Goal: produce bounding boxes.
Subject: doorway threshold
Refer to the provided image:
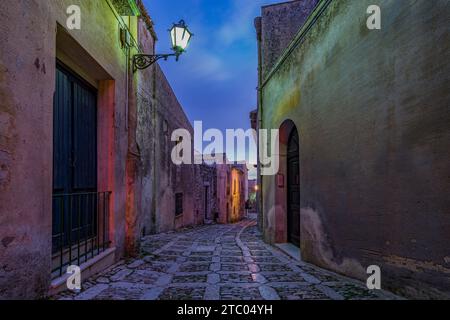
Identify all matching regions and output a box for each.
[275,243,302,261]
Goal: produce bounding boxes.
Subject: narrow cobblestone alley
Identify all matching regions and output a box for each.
[55,220,397,300]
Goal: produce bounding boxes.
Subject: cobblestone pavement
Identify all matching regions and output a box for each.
[55,219,398,300]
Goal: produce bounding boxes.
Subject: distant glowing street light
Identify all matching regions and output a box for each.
[254,185,259,191]
[133,20,193,72]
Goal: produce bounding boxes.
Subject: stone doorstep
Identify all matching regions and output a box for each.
[274,243,301,261]
[48,247,116,297]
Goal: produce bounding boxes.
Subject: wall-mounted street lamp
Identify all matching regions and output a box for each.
[133,20,193,72]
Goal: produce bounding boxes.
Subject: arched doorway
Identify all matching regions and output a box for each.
[274,119,300,251]
[287,128,300,247]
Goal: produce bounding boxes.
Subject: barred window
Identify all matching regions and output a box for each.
[175,193,183,216]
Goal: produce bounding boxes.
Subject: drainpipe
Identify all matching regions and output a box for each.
[151,36,157,234]
[254,17,264,234]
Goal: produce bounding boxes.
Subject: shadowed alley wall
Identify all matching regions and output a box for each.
[258,0,450,298]
[0,0,133,298]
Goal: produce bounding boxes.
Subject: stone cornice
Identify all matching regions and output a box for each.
[110,0,141,16]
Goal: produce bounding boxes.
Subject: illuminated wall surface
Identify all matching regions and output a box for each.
[258,0,450,298]
[230,168,244,223]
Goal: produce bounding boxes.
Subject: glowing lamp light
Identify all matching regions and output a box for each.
[254,185,259,191]
[133,20,193,72]
[170,20,193,54]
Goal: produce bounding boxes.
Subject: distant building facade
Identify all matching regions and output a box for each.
[229,164,248,223]
[255,0,450,298]
[204,154,249,224]
[194,162,218,224]
[247,179,258,213]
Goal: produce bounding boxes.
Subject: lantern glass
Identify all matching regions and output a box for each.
[170,21,192,53]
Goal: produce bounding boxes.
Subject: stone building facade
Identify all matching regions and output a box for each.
[215,156,232,225]
[0,0,200,299]
[212,154,249,224]
[247,179,258,213]
[231,164,248,222]
[194,162,218,224]
[255,0,450,298]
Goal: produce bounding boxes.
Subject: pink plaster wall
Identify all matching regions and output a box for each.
[0,0,132,298]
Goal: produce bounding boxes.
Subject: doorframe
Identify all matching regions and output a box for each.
[274,120,301,251]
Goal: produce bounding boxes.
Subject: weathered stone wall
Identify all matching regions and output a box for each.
[260,0,319,79]
[216,162,231,224]
[0,0,134,298]
[259,0,450,298]
[128,17,156,253]
[153,66,198,232]
[0,0,55,300]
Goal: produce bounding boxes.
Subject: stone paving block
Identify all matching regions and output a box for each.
[152,255,179,263]
[95,277,110,284]
[195,246,216,252]
[327,283,382,300]
[186,256,214,263]
[221,250,243,256]
[172,274,208,284]
[207,273,220,284]
[189,251,214,256]
[247,246,267,251]
[259,285,280,300]
[158,287,206,300]
[122,270,161,285]
[220,286,263,300]
[258,264,293,272]
[220,273,254,283]
[159,250,184,256]
[221,264,249,272]
[262,272,306,283]
[110,268,133,282]
[273,284,330,300]
[74,284,109,300]
[299,265,341,282]
[221,245,241,250]
[138,261,173,273]
[127,259,145,269]
[94,283,152,300]
[250,250,273,256]
[221,256,246,263]
[170,245,191,250]
[252,256,283,263]
[179,263,211,272]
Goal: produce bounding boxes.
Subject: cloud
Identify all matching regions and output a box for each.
[218,0,260,46]
[217,0,282,46]
[184,51,232,82]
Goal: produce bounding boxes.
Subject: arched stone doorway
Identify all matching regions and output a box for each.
[274,120,301,251]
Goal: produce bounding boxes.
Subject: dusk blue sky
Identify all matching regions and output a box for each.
[143,0,282,172]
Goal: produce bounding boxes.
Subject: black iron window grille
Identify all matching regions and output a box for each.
[51,191,112,279]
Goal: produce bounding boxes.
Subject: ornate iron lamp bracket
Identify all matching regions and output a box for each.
[133,53,180,72]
